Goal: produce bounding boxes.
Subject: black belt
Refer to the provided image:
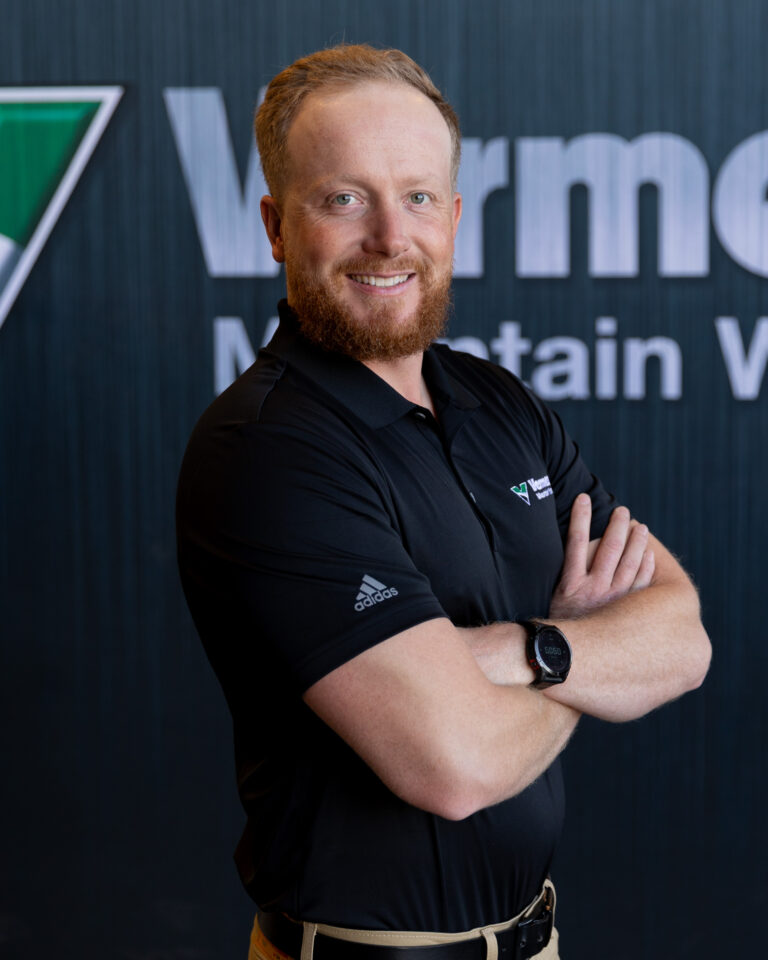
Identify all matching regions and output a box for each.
[258,888,554,960]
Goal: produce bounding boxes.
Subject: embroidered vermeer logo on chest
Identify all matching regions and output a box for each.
[511,474,553,505]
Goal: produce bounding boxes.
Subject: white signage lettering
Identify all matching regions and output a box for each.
[213,316,768,401]
[515,133,709,277]
[164,90,768,282]
[164,88,279,277]
[715,317,768,399]
[713,133,768,278]
[454,137,509,278]
[623,336,683,400]
[213,315,278,394]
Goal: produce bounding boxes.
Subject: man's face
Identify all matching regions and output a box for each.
[261,81,462,361]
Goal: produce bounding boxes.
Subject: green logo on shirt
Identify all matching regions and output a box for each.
[511,482,530,505]
[511,475,553,506]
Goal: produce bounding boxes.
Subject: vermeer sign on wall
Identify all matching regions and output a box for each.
[1,2,765,959]
[0,87,122,327]
[166,90,768,400]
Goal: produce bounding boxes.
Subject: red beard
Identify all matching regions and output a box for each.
[286,256,453,362]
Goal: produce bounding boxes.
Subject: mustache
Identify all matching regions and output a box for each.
[336,257,426,276]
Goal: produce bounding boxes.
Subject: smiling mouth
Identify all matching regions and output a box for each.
[348,273,412,288]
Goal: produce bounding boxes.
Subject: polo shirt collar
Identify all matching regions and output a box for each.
[266,300,481,430]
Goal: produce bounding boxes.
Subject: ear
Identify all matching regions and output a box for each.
[451,192,462,239]
[260,196,285,263]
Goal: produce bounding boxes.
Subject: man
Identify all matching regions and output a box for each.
[176,44,710,960]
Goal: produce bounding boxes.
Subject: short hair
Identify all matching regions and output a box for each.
[255,43,461,200]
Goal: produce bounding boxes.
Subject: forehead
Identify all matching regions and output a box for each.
[283,81,453,187]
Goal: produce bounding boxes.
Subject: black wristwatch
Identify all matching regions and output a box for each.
[520,620,572,688]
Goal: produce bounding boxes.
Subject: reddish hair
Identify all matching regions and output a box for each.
[255,43,461,200]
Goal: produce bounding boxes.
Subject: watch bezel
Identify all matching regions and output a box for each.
[521,620,572,688]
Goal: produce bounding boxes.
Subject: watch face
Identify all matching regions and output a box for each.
[537,628,571,672]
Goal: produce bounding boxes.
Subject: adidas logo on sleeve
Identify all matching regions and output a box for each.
[354,574,399,612]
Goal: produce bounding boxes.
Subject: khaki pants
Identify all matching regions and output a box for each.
[248,886,560,960]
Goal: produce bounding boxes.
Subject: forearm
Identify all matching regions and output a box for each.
[545,567,710,721]
[447,680,580,816]
[305,618,580,820]
[461,558,710,723]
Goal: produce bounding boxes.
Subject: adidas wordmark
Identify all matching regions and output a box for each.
[354,574,399,613]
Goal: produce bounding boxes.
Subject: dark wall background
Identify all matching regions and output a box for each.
[2,2,765,958]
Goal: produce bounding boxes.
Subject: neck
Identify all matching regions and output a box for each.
[363,353,435,416]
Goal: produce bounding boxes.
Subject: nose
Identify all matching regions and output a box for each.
[361,200,411,258]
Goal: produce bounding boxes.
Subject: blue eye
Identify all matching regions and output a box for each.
[332,194,355,206]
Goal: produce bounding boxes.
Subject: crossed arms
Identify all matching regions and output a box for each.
[303,493,711,821]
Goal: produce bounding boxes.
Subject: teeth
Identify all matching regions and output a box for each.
[350,274,410,287]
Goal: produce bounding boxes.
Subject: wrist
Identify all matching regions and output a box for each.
[508,622,537,686]
[519,620,572,689]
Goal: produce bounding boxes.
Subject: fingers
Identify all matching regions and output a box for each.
[611,521,649,592]
[561,493,592,579]
[552,499,655,618]
[588,505,631,585]
[632,545,656,591]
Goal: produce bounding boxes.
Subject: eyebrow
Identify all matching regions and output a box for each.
[314,171,449,193]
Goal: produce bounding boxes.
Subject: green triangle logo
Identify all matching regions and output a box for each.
[511,481,530,505]
[0,86,123,330]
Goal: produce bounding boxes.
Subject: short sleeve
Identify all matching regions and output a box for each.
[177,418,446,694]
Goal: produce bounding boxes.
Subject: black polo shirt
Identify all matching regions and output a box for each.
[176,301,615,932]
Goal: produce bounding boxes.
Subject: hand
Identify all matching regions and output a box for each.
[549,494,655,619]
